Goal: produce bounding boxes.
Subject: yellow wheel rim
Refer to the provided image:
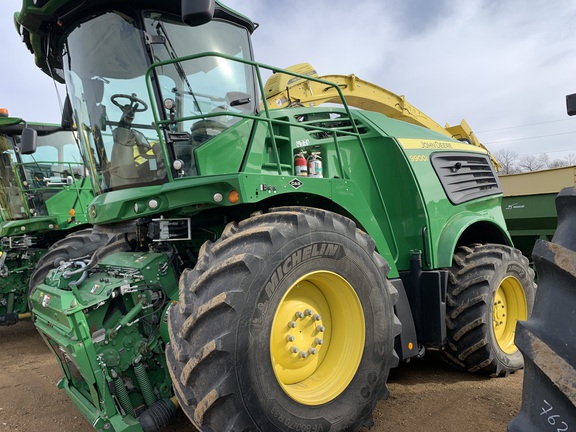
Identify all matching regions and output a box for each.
[493,276,527,354]
[270,271,365,405]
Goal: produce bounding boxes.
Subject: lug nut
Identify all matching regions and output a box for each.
[313,314,322,321]
[291,346,299,353]
[299,351,308,359]
[308,348,317,355]
[315,338,323,345]
[286,335,295,342]
[295,311,304,319]
[288,321,297,328]
[304,309,313,316]
[317,325,325,332]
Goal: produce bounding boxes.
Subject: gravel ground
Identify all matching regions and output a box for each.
[0,320,522,432]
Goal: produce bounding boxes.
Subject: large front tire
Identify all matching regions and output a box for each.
[443,243,536,376]
[167,207,400,431]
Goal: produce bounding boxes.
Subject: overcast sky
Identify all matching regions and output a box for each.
[2,0,575,159]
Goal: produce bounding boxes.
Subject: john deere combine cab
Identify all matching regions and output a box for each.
[0,109,94,325]
[16,1,535,431]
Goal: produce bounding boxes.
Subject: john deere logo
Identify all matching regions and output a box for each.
[289,178,303,189]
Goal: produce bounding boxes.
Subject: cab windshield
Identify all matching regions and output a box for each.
[0,132,27,220]
[19,130,85,218]
[0,129,82,220]
[62,10,256,193]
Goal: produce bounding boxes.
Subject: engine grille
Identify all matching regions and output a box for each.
[430,153,501,205]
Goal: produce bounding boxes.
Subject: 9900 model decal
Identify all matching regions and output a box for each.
[409,154,428,162]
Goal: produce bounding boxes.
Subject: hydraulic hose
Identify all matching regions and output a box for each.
[61,233,133,278]
[0,312,31,326]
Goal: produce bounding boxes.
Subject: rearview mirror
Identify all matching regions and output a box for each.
[182,0,215,26]
[567,93,576,116]
[20,127,37,155]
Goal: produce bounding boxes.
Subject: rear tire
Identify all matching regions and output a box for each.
[443,243,536,376]
[167,207,400,431]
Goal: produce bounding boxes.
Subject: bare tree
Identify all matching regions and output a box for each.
[517,154,545,172]
[493,149,520,174]
[538,153,576,169]
[490,149,576,174]
[564,153,576,165]
[548,158,568,168]
[538,153,551,169]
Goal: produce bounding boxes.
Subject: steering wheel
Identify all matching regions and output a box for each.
[111,93,148,112]
[111,93,148,127]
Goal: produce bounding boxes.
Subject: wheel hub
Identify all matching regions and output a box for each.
[492,276,528,355]
[493,293,507,329]
[270,271,365,405]
[283,308,325,359]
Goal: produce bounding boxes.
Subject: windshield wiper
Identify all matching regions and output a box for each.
[150,21,203,116]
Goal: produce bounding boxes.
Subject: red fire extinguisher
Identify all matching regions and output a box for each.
[294,152,307,176]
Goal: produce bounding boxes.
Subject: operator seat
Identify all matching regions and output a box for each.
[108,127,149,188]
[186,119,227,176]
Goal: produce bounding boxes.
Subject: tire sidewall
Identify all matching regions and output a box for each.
[236,228,394,431]
[29,230,95,290]
[487,250,535,370]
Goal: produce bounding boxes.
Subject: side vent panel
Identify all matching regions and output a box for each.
[431,153,501,205]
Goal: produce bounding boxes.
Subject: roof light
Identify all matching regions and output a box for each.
[0,108,8,117]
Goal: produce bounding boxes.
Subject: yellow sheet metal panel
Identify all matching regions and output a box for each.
[500,165,576,196]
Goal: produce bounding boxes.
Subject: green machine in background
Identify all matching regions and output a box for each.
[500,165,576,260]
[16,1,536,431]
[0,109,94,325]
